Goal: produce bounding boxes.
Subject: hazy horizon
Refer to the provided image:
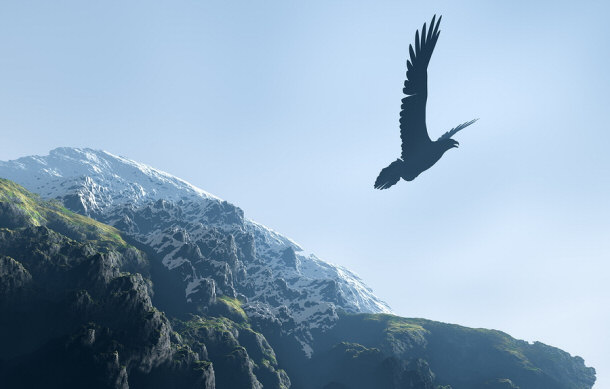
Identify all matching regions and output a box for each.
[1,1,608,387]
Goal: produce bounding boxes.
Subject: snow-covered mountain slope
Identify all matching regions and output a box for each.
[0,147,390,352]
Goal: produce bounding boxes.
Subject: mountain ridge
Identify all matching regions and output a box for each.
[0,154,597,388]
[0,147,391,355]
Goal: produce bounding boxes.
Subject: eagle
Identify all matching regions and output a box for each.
[374,15,478,190]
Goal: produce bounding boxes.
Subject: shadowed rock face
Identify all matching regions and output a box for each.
[0,235,173,387]
[0,179,284,389]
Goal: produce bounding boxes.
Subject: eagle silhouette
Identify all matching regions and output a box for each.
[374,15,478,190]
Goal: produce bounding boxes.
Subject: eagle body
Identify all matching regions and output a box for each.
[375,139,457,189]
[374,15,477,190]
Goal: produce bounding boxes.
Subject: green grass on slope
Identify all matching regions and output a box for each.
[0,178,126,248]
[0,178,46,225]
[361,313,429,344]
[341,313,595,388]
[217,295,247,321]
[334,313,578,377]
[402,317,542,372]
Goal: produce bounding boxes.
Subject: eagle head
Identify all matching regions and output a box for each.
[439,138,459,152]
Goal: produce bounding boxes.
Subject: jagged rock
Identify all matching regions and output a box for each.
[0,148,391,354]
[130,344,216,389]
[0,183,174,386]
[481,378,519,388]
[238,327,291,389]
[307,342,436,389]
[0,255,32,298]
[0,202,31,228]
[172,315,269,389]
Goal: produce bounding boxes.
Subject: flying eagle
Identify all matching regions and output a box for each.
[374,15,478,190]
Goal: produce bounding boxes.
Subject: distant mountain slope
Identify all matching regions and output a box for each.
[307,313,596,389]
[0,147,390,354]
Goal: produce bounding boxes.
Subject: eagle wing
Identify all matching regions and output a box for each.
[400,15,442,159]
[437,118,479,141]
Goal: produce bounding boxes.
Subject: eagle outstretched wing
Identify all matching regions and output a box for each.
[400,15,442,159]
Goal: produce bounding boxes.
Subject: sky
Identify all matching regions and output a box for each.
[1,0,609,386]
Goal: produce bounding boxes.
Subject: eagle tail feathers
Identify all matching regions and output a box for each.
[374,159,404,190]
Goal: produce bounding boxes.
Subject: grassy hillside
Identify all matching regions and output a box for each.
[306,312,596,389]
[0,178,125,248]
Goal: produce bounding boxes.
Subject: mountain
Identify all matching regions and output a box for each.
[0,177,279,388]
[0,148,597,389]
[0,147,390,355]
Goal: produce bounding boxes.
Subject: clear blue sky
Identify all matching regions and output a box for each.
[1,1,608,386]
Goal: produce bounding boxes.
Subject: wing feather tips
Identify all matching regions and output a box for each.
[433,15,442,34]
[421,23,427,46]
[427,15,436,41]
[428,15,441,47]
[374,159,403,190]
[403,83,415,95]
[405,15,442,74]
[437,118,479,141]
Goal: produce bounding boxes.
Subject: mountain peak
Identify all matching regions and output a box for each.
[1,147,222,210]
